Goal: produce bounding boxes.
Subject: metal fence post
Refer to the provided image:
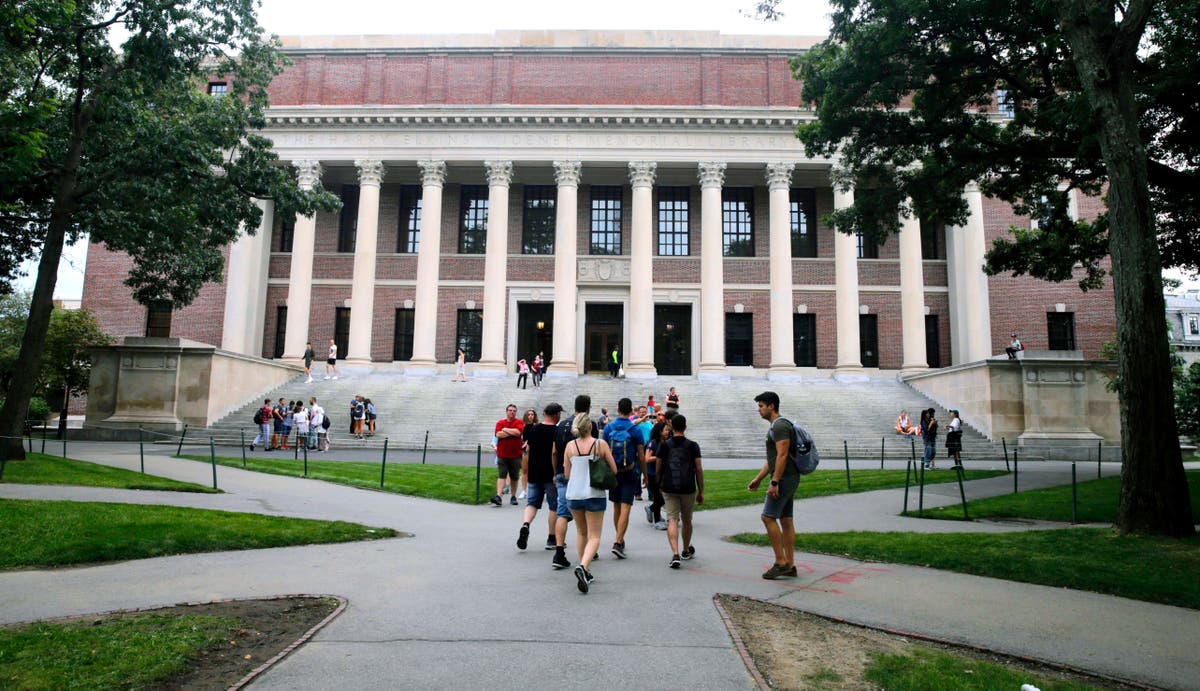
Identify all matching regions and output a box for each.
[303,442,308,478]
[209,437,218,490]
[918,461,926,514]
[41,425,46,454]
[422,430,429,465]
[241,429,247,468]
[380,437,389,488]
[0,439,8,481]
[955,464,969,520]
[61,432,66,459]
[139,427,145,474]
[903,460,912,514]
[1013,448,1019,493]
[843,440,852,490]
[176,424,188,457]
[1002,437,1010,472]
[881,437,885,470]
[26,426,32,454]
[1071,462,1078,524]
[1097,440,1103,479]
[475,444,482,504]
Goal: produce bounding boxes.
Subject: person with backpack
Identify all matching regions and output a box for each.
[270,397,286,450]
[516,402,562,552]
[307,397,323,451]
[551,395,597,570]
[564,410,618,594]
[249,399,273,451]
[656,414,703,569]
[748,391,801,580]
[293,401,309,449]
[601,397,646,559]
[311,396,330,452]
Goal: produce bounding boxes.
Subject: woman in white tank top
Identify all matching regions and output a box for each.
[563,412,616,594]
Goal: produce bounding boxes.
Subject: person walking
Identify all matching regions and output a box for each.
[748,391,800,580]
[665,386,680,411]
[609,345,621,378]
[516,358,529,389]
[325,339,339,379]
[517,403,563,552]
[643,416,672,530]
[518,408,537,499]
[564,411,617,594]
[249,399,273,451]
[551,395,596,570]
[491,404,525,506]
[302,342,316,383]
[532,352,544,386]
[602,397,646,559]
[656,414,703,569]
[452,347,468,382]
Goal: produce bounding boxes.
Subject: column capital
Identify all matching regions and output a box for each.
[418,160,447,188]
[553,160,582,187]
[964,180,982,195]
[765,162,795,190]
[628,161,657,188]
[293,160,322,189]
[485,160,514,187]
[698,161,727,189]
[354,159,385,187]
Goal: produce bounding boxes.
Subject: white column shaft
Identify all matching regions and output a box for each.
[410,162,445,368]
[833,185,862,370]
[627,162,657,376]
[222,199,272,355]
[899,208,928,371]
[247,199,273,357]
[346,161,384,362]
[551,160,581,374]
[282,161,321,360]
[698,162,726,372]
[945,223,968,364]
[767,165,795,370]
[962,184,993,361]
[479,162,512,368]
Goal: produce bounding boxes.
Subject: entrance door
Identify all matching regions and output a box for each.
[585,303,623,373]
[654,305,692,375]
[516,303,553,364]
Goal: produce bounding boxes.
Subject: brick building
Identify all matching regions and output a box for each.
[82,31,1117,378]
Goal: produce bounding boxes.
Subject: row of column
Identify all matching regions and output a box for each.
[231,158,990,374]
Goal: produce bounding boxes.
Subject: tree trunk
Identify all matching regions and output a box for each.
[57,386,70,441]
[1057,1,1194,536]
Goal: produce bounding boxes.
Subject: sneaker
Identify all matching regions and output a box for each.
[645,505,654,524]
[518,490,527,500]
[510,497,519,506]
[248,444,255,451]
[611,542,626,559]
[332,375,338,380]
[669,554,681,569]
[552,551,570,570]
[517,524,529,550]
[681,545,695,560]
[574,565,590,593]
[653,520,667,530]
[782,565,798,578]
[305,377,313,383]
[545,535,556,550]
[323,375,330,380]
[762,563,789,580]
[490,495,502,507]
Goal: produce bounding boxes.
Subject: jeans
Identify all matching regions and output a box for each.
[923,440,936,466]
[307,427,318,449]
[252,423,270,447]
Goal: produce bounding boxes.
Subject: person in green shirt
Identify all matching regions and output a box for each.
[748,391,800,580]
[302,342,315,383]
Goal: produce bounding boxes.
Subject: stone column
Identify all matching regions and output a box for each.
[833,183,863,375]
[698,161,727,379]
[766,162,797,377]
[550,160,581,376]
[961,182,994,361]
[282,160,321,360]
[478,160,512,373]
[945,216,969,364]
[346,160,384,363]
[222,198,272,356]
[408,160,446,374]
[898,204,928,373]
[626,161,658,379]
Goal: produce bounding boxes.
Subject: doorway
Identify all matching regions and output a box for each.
[516,303,553,365]
[654,305,692,375]
[585,303,623,373]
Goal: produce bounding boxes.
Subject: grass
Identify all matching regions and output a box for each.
[183,455,1005,508]
[0,453,218,493]
[911,471,1200,523]
[0,499,398,569]
[864,647,1100,690]
[0,612,236,690]
[730,528,1200,609]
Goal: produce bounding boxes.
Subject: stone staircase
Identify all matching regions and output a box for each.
[193,369,1009,460]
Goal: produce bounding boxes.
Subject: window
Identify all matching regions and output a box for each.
[207,82,228,97]
[790,189,817,258]
[1029,194,1051,230]
[397,185,422,253]
[996,89,1014,117]
[145,301,172,338]
[458,185,489,254]
[722,188,754,257]
[590,186,622,255]
[1047,312,1076,350]
[522,185,556,254]
[920,220,941,260]
[793,314,817,367]
[1189,315,1200,337]
[334,308,351,359]
[278,220,294,253]
[925,315,941,368]
[393,308,414,361]
[656,187,690,256]
[337,185,359,253]
[860,314,879,367]
[726,313,754,366]
[456,309,483,361]
[856,232,879,259]
[273,306,288,358]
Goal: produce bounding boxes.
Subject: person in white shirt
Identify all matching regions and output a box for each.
[293,403,310,450]
[1005,333,1023,359]
[308,397,327,451]
[325,339,339,379]
[946,409,964,466]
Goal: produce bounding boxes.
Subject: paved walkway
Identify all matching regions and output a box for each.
[1,443,1197,690]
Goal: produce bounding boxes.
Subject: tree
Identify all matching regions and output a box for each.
[1176,362,1200,441]
[0,1,340,460]
[41,308,113,438]
[793,0,1194,536]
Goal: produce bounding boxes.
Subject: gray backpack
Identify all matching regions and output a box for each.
[769,418,820,475]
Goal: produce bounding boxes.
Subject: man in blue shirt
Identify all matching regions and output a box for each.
[602,397,645,559]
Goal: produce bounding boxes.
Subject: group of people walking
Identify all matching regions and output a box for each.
[250,396,330,452]
[515,352,546,389]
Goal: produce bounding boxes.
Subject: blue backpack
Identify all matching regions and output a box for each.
[607,420,637,472]
[768,418,820,475]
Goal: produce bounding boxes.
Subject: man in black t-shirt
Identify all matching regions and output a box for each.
[517,402,563,553]
[656,414,703,569]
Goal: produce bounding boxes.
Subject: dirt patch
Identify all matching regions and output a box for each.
[715,595,1138,690]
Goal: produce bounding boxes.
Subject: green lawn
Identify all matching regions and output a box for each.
[0,612,235,690]
[183,455,1005,508]
[730,528,1200,609]
[0,453,218,493]
[0,499,398,569]
[865,647,1099,691]
[912,471,1200,523]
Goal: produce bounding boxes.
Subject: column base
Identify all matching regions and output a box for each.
[767,366,804,383]
[832,365,869,383]
[898,364,929,377]
[623,363,657,380]
[697,363,729,383]
[472,361,511,378]
[404,359,440,377]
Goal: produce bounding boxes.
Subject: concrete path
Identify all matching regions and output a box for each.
[1,443,1197,690]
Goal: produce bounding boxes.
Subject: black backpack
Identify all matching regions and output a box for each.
[321,414,332,430]
[659,437,697,494]
[253,409,264,425]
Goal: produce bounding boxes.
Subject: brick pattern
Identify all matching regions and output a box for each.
[370,286,417,361]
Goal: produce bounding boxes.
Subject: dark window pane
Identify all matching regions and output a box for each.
[335,307,351,358]
[920,219,942,259]
[1047,312,1076,350]
[857,232,879,259]
[273,306,288,358]
[145,301,172,338]
[859,314,879,367]
[456,309,483,361]
[393,308,414,361]
[522,185,556,254]
[590,186,622,255]
[338,185,359,253]
[459,185,489,254]
[207,82,228,96]
[925,314,941,368]
[725,313,754,366]
[657,187,690,256]
[397,185,422,253]
[278,220,294,253]
[793,313,817,366]
[722,188,754,257]
[790,189,817,258]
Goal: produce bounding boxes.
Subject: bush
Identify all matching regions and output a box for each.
[1176,362,1200,438]
[26,397,51,423]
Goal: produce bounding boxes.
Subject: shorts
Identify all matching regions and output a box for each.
[607,470,639,504]
[761,473,801,520]
[526,481,557,511]
[568,497,608,513]
[662,492,696,523]
[496,456,521,480]
[555,479,573,520]
[327,358,336,365]
[281,425,292,436]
